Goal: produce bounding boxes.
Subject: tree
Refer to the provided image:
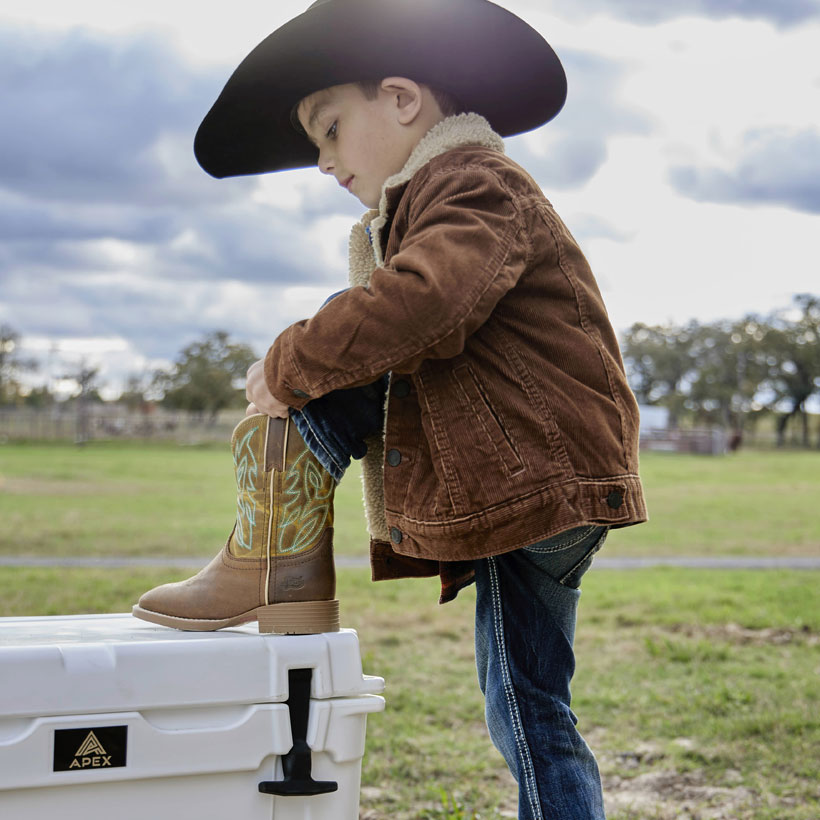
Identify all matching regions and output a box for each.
[23,386,54,408]
[763,294,820,448]
[119,374,153,412]
[686,318,771,434]
[62,362,102,445]
[0,324,38,405]
[620,295,820,447]
[153,331,257,420]
[621,321,700,428]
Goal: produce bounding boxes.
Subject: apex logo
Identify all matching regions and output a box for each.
[54,725,128,772]
[70,731,111,768]
[284,575,306,590]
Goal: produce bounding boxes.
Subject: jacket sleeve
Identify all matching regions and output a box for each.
[264,164,531,408]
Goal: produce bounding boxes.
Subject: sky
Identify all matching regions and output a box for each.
[1,0,819,399]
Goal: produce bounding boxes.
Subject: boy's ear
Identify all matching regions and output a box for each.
[380,77,423,125]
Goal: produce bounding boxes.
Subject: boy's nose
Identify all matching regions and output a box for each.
[318,149,334,175]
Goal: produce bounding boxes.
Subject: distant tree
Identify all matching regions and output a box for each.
[119,374,153,412]
[621,294,820,447]
[0,324,38,405]
[62,362,103,444]
[763,294,820,448]
[57,362,103,404]
[23,386,54,408]
[621,321,699,427]
[686,318,771,434]
[153,331,257,420]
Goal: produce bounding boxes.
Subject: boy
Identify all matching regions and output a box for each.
[134,1,647,817]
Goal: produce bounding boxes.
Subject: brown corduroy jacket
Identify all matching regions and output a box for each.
[264,115,647,601]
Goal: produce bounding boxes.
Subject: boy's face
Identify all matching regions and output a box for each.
[296,83,419,209]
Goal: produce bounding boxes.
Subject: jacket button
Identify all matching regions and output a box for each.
[392,379,410,398]
[606,491,624,509]
[387,449,402,466]
[292,388,310,399]
[390,527,403,544]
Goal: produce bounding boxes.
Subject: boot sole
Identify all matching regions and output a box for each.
[131,599,340,635]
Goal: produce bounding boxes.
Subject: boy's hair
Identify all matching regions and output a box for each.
[290,79,465,136]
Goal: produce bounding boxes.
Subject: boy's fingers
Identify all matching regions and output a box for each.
[245,357,290,418]
[245,359,265,403]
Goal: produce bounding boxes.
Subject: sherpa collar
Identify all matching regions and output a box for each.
[350,113,505,275]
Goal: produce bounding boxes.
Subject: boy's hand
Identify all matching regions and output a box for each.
[245,359,290,418]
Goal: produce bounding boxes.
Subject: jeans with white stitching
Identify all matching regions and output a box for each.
[474,526,608,820]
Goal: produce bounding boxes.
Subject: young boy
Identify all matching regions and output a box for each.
[134,1,647,817]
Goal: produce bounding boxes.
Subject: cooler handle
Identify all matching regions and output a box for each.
[258,667,338,797]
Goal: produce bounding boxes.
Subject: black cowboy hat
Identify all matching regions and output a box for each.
[194,0,567,178]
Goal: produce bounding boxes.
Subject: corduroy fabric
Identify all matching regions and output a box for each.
[264,116,646,596]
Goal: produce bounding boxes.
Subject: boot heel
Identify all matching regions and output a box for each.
[256,600,340,635]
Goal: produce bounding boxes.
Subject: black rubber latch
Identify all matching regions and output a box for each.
[258,667,338,797]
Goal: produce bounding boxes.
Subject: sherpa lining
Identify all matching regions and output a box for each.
[346,114,505,541]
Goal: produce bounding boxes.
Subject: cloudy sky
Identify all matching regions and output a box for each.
[1,0,819,399]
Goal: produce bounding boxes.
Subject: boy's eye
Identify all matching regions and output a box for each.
[326,122,338,140]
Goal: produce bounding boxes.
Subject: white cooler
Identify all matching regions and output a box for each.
[0,614,384,820]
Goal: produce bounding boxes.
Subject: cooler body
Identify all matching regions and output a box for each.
[0,614,384,820]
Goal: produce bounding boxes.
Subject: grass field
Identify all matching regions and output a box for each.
[1,441,819,559]
[0,566,816,819]
[0,441,818,818]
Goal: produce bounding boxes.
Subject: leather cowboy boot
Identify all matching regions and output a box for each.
[132,413,339,634]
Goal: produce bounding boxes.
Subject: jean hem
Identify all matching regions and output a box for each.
[289,410,345,483]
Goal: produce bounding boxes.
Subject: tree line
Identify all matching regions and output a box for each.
[0,328,256,421]
[3,294,819,446]
[621,294,820,447]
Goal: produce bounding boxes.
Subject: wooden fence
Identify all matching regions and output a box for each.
[0,407,245,445]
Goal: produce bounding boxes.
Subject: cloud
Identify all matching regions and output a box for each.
[0,27,220,206]
[546,0,820,27]
[0,21,365,383]
[505,49,652,190]
[669,128,820,214]
[0,189,180,243]
[565,213,634,243]
[0,21,654,393]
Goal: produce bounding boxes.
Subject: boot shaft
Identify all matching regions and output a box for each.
[229,414,335,560]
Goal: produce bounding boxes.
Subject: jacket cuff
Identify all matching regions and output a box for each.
[264,330,312,411]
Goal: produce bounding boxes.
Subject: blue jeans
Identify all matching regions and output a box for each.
[475,526,608,819]
[289,376,388,482]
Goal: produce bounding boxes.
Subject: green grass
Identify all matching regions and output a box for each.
[1,442,818,559]
[0,566,816,819]
[603,449,820,557]
[1,440,818,817]
[0,439,370,558]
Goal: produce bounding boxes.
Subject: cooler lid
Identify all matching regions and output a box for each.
[0,614,384,719]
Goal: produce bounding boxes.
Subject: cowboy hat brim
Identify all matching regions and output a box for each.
[194,0,567,178]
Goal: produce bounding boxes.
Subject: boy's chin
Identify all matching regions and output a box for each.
[349,181,379,209]
[355,192,378,209]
